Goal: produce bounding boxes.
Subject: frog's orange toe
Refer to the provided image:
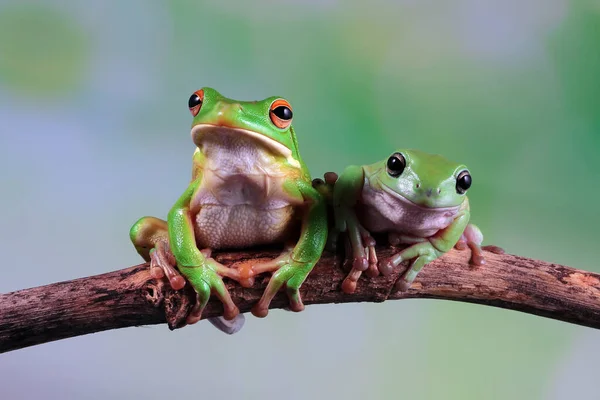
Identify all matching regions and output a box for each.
[170,276,186,290]
[251,305,269,318]
[341,278,357,294]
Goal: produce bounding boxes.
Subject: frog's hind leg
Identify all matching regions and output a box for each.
[150,242,186,290]
[130,216,166,261]
[456,224,505,266]
[131,218,245,334]
[130,216,186,290]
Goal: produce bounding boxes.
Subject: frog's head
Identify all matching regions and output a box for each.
[374,148,472,208]
[188,87,300,168]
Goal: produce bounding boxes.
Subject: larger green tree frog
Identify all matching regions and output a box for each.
[130,87,327,331]
[328,149,503,293]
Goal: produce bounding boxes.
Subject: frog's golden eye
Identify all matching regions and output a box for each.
[456,170,472,194]
[188,89,204,117]
[269,99,293,129]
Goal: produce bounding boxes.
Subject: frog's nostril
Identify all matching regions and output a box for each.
[416,183,420,189]
[437,188,441,194]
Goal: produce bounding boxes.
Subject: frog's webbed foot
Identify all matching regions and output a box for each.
[364,245,379,278]
[381,241,440,292]
[380,233,426,276]
[149,246,243,332]
[149,242,186,290]
[455,224,506,266]
[235,244,294,288]
[130,216,186,290]
[242,246,313,318]
[341,239,362,294]
[183,254,242,326]
[339,225,378,293]
[154,247,242,333]
[360,226,379,278]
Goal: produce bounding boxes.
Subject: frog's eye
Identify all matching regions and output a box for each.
[386,153,406,177]
[188,89,204,117]
[269,99,293,129]
[456,170,472,194]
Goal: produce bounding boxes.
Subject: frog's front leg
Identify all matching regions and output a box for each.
[378,232,427,276]
[330,165,378,293]
[168,179,241,325]
[384,210,470,292]
[248,179,328,318]
[454,223,505,265]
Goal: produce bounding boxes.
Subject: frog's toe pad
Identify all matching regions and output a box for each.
[470,253,486,266]
[378,260,394,277]
[324,171,339,184]
[169,275,186,291]
[150,267,165,279]
[222,304,240,321]
[454,240,468,250]
[364,263,380,278]
[186,313,202,325]
[251,304,269,318]
[394,279,412,292]
[288,301,304,313]
[239,277,255,288]
[353,257,368,272]
[341,278,358,294]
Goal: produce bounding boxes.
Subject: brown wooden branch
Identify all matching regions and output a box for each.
[1,247,599,354]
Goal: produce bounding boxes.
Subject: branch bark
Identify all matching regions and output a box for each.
[1,247,599,354]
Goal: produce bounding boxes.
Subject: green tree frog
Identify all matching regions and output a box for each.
[130,87,327,331]
[328,149,503,294]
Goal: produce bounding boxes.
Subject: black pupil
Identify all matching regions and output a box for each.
[387,155,405,176]
[188,94,202,109]
[272,106,293,120]
[458,174,472,191]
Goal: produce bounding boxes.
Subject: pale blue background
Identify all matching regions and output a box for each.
[1,1,599,399]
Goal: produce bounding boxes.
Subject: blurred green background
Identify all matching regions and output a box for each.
[1,0,599,399]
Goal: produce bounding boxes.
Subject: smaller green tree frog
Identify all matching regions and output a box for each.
[328,149,503,293]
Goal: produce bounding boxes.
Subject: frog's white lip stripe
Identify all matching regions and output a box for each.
[191,124,300,168]
[380,182,461,212]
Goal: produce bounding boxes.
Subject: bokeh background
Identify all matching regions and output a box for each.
[1,1,599,399]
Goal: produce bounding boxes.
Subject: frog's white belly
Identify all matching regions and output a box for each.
[191,169,300,249]
[194,204,296,249]
[359,181,460,238]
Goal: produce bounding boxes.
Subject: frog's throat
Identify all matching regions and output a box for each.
[380,182,461,212]
[191,124,301,169]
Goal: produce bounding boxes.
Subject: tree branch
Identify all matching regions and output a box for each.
[1,247,599,354]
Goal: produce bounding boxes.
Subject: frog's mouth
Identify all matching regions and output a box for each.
[381,183,461,213]
[191,124,300,168]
